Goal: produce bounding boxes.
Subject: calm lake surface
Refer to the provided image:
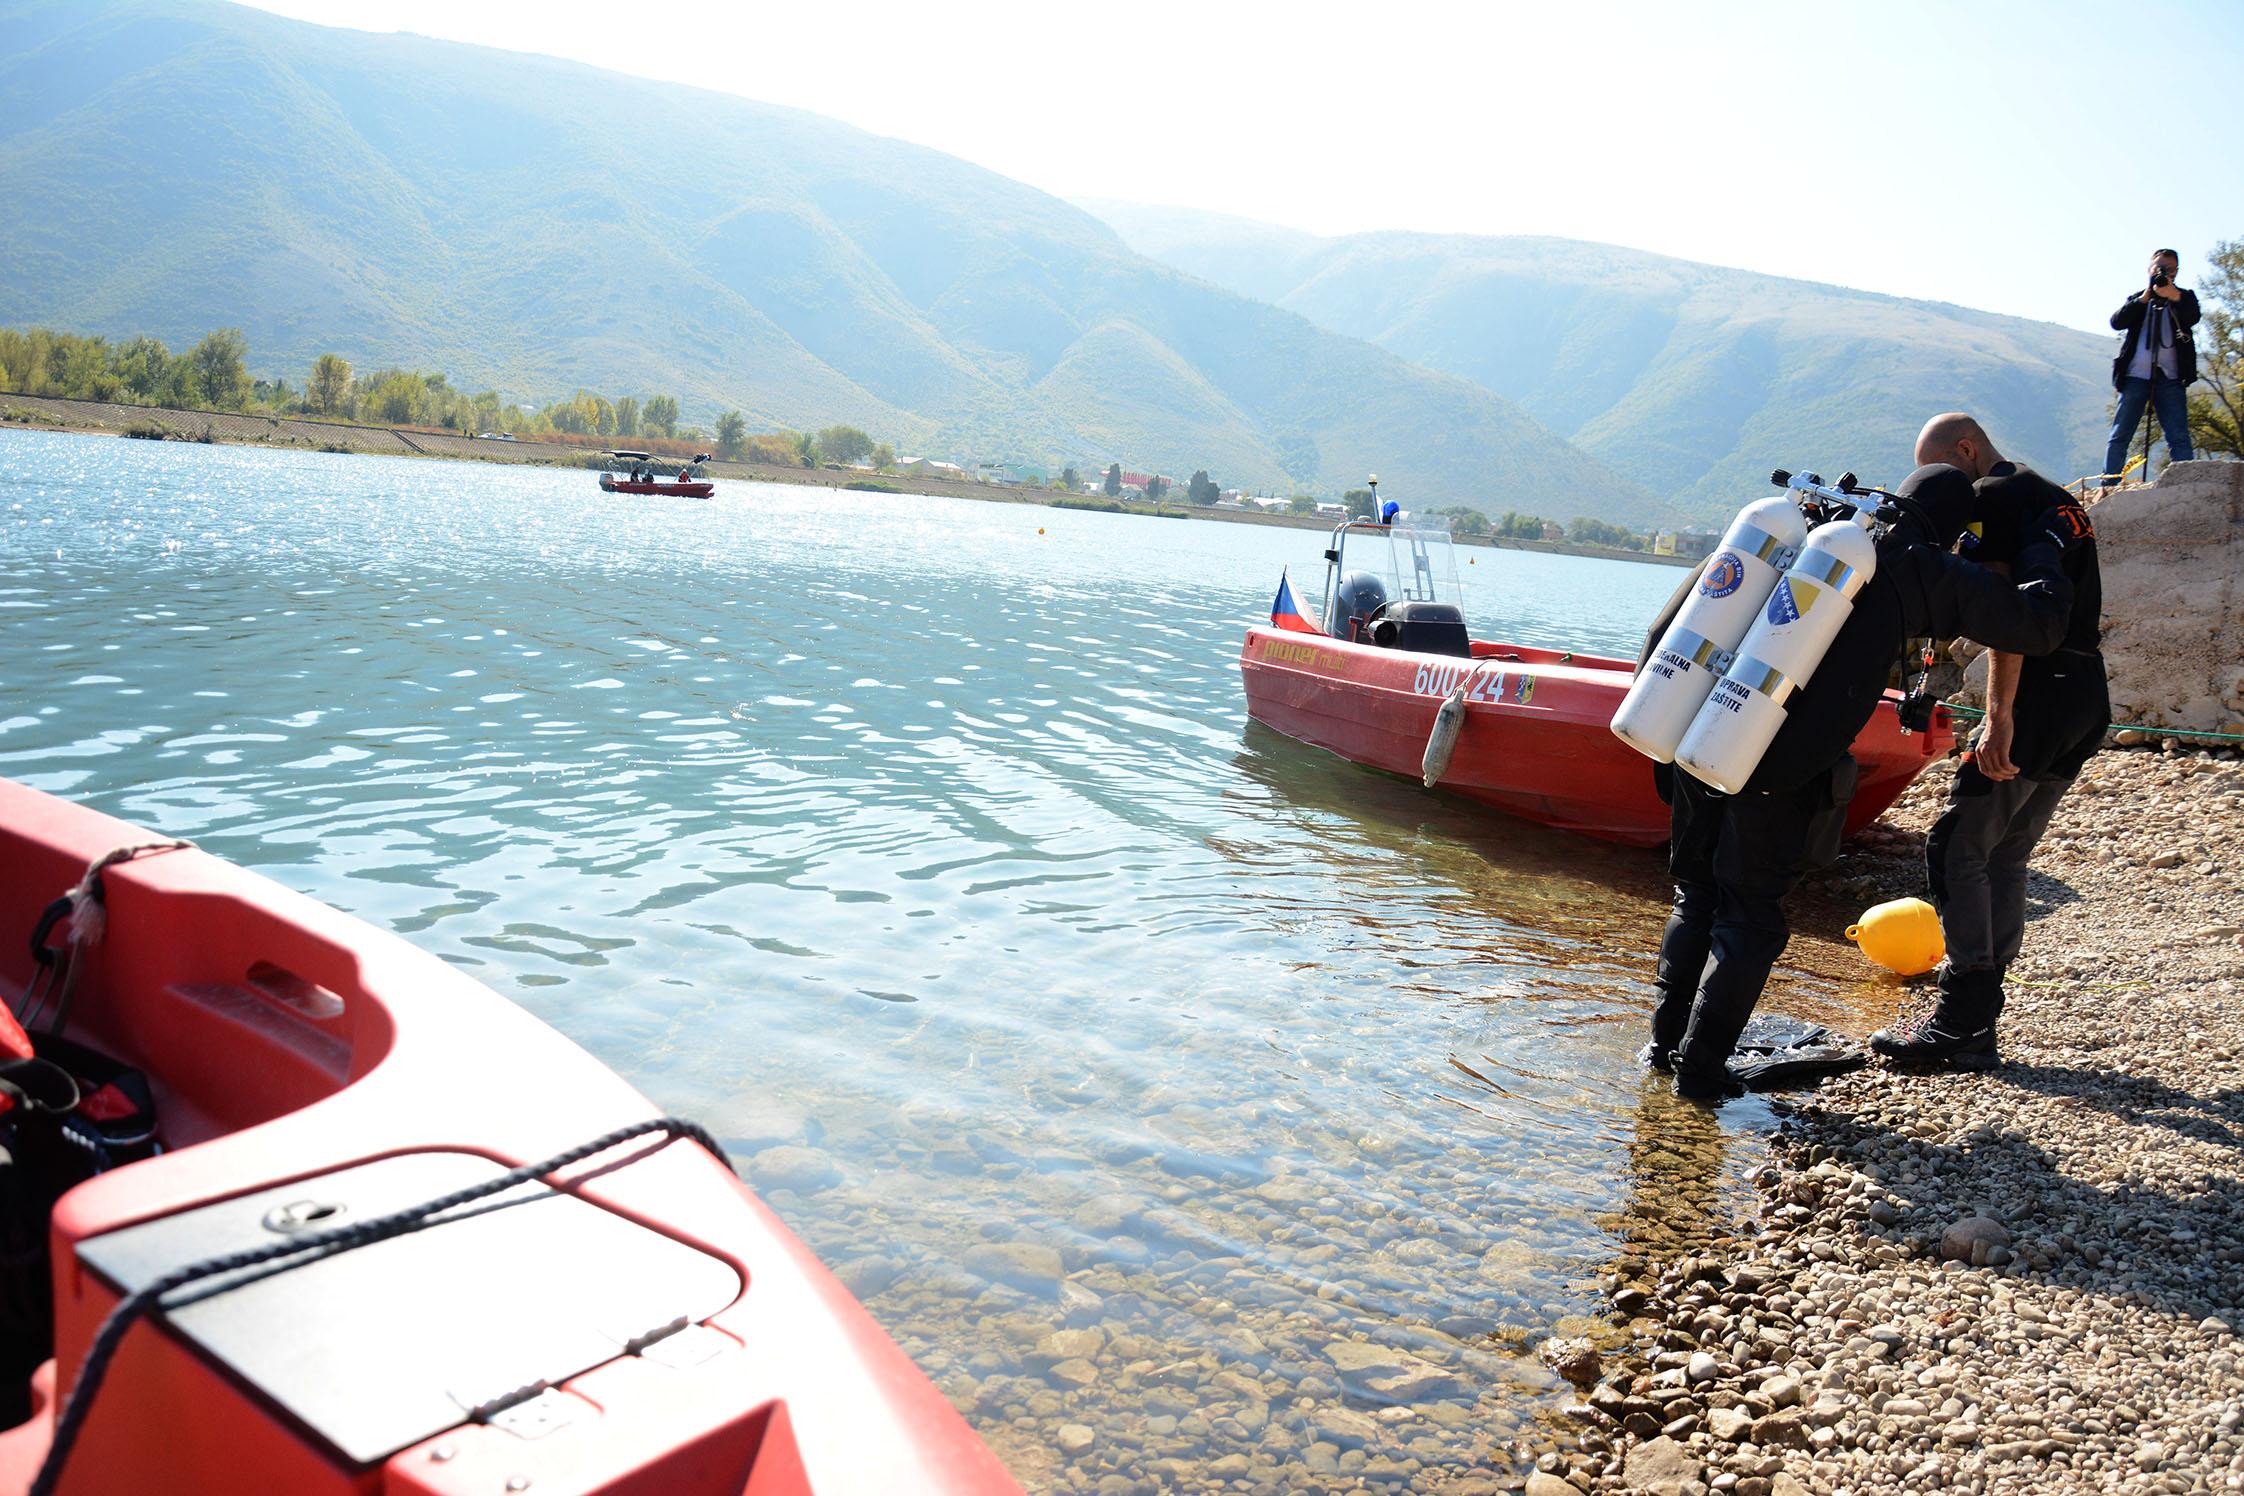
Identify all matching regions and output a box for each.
[0,430,1883,1490]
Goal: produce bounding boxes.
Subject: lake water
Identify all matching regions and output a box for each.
[0,430,1880,1490]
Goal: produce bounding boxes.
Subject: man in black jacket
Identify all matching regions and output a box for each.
[2102,248,2200,486]
[1872,416,2107,1069]
[1644,465,2080,1102]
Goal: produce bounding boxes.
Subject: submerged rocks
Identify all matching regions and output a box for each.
[1068,1192,1141,1236]
[1030,1328,1106,1367]
[962,1241,1065,1297]
[833,1253,901,1298]
[1538,1335,1603,1388]
[1322,1339,1468,1403]
[748,1144,840,1194]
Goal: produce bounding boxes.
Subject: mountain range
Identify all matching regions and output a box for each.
[1,0,2132,529]
[0,0,1664,525]
[1086,201,2123,518]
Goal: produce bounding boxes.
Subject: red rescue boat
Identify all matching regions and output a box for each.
[0,780,1017,1495]
[598,451,716,499]
[1241,520,1952,848]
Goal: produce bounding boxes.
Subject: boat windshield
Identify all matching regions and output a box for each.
[1318,518,1462,635]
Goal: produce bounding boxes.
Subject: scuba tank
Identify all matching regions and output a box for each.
[1611,497,1807,763]
[1675,505,1881,793]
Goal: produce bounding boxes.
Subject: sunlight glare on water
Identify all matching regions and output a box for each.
[2,430,1815,1489]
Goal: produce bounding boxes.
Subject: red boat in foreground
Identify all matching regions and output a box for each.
[598,450,715,499]
[1241,520,1952,847]
[0,781,1016,1495]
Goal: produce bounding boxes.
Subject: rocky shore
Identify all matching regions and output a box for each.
[1530,742,2244,1496]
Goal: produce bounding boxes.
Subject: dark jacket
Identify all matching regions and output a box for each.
[1959,463,2109,779]
[1745,515,2074,793]
[2110,288,2201,389]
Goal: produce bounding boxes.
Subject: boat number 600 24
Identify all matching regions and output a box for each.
[1412,660,1507,702]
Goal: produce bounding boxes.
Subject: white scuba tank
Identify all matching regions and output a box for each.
[1610,497,1809,762]
[1674,511,1880,794]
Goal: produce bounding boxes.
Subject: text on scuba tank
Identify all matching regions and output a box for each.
[1649,644,1735,683]
[1412,661,1509,702]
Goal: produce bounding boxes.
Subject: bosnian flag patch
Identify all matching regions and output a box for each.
[1766,577,1813,625]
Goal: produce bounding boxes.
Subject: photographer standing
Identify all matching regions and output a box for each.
[2102,248,2200,486]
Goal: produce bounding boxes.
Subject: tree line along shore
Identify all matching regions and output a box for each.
[0,322,1688,562]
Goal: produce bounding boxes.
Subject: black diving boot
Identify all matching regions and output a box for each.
[1639,991,1690,1073]
[1674,1063,1746,1104]
[1870,966,2005,1070]
[1639,935,1709,1073]
[1671,1005,1752,1104]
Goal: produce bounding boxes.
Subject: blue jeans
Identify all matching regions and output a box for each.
[2103,373,2194,485]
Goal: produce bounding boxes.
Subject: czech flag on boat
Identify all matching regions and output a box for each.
[1270,569,1321,634]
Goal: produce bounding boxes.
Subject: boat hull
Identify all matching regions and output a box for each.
[0,780,1015,1495]
[599,476,715,498]
[1239,626,1952,847]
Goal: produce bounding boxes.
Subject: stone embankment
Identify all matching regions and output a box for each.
[2093,460,2244,736]
[1530,744,2243,1496]
[1961,460,2244,738]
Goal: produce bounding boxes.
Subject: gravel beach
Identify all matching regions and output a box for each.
[1533,742,2244,1496]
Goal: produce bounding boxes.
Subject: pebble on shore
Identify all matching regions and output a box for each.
[1530,744,2244,1496]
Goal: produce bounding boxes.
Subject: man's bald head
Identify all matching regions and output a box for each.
[1914,412,2001,479]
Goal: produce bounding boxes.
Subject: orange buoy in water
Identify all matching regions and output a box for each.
[1847,897,1944,976]
[1037,527,1045,535]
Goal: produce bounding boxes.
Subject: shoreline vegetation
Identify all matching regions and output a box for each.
[0,321,1689,566]
[0,388,1691,568]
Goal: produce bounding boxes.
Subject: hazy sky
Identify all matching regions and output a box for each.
[241,0,2238,334]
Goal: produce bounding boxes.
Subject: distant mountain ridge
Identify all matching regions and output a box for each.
[1084,200,2121,520]
[0,0,1667,525]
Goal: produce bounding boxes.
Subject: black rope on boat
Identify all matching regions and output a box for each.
[15,841,193,1035]
[29,1115,733,1496]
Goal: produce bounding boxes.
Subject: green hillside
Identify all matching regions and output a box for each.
[0,0,1667,524]
[1086,201,2120,519]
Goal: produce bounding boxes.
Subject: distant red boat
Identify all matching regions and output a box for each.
[599,450,715,498]
[1240,521,1952,847]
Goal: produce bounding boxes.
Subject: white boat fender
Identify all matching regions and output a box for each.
[1422,660,1499,787]
[1610,496,1808,763]
[1674,509,1880,793]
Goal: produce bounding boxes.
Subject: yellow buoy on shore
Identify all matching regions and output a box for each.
[1847,897,1944,976]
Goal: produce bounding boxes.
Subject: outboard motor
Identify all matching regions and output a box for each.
[1330,571,1390,640]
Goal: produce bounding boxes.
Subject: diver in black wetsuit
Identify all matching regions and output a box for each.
[1872,415,2108,1070]
[1641,464,2085,1103]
